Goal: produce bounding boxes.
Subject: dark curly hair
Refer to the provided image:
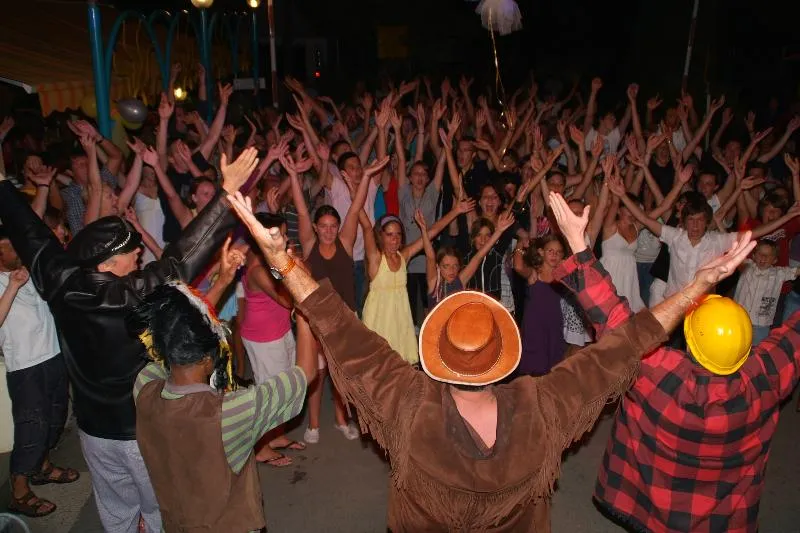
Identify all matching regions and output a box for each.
[128,284,229,390]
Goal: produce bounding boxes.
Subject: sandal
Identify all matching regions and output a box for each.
[31,465,80,486]
[258,452,293,467]
[8,490,57,517]
[272,440,306,452]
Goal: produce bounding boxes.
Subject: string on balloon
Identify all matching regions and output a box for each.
[487,8,512,154]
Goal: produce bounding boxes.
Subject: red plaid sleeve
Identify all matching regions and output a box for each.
[554,248,634,338]
[745,307,800,400]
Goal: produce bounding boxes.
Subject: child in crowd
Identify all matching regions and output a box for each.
[734,239,800,345]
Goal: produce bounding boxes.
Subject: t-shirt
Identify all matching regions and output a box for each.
[0,274,60,372]
[659,225,738,299]
[585,127,622,157]
[734,261,797,326]
[399,182,439,274]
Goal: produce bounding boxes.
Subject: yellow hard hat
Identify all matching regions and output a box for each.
[684,294,752,375]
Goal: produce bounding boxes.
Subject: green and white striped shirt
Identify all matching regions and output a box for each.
[134,363,307,474]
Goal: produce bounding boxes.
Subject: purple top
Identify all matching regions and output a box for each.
[518,280,565,376]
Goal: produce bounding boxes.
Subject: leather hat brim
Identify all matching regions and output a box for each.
[419,290,521,386]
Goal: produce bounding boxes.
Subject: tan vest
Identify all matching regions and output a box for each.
[136,380,265,532]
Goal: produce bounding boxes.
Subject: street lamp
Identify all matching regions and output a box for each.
[190,0,214,8]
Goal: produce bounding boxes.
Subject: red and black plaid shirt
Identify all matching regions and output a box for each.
[555,249,800,533]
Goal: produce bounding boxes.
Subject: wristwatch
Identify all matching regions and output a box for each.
[269,256,296,280]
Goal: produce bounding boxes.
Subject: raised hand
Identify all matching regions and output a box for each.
[591,77,603,93]
[627,83,639,102]
[752,127,773,144]
[227,192,286,260]
[316,142,331,163]
[646,132,666,154]
[265,187,281,214]
[158,93,174,121]
[744,111,756,132]
[787,115,800,133]
[606,171,626,197]
[29,166,57,188]
[600,153,617,178]
[549,191,590,252]
[568,124,585,147]
[142,146,160,168]
[783,153,799,176]
[364,155,390,179]
[741,176,765,191]
[710,95,726,113]
[677,163,695,185]
[414,209,427,232]
[475,108,488,131]
[455,197,476,214]
[221,124,236,145]
[693,232,756,289]
[591,134,604,159]
[221,147,259,194]
[218,83,234,107]
[646,94,663,111]
[496,211,515,233]
[389,109,402,132]
[218,235,246,283]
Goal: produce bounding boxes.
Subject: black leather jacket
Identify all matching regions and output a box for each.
[0,181,236,439]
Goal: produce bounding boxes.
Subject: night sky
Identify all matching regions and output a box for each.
[77,0,800,106]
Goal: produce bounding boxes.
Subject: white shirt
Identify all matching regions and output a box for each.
[0,274,60,372]
[734,261,796,326]
[324,164,377,262]
[660,225,738,299]
[635,228,661,263]
[585,127,622,156]
[656,126,688,153]
[134,192,165,266]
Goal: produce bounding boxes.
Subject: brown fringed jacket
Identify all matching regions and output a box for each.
[297,272,666,533]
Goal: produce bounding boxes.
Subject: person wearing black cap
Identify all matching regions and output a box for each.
[0,148,259,533]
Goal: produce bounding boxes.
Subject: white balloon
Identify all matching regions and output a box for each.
[475,0,523,36]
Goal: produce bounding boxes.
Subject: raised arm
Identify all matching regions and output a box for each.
[339,156,388,252]
[81,135,102,226]
[583,77,603,135]
[681,95,724,162]
[196,83,232,160]
[757,117,800,163]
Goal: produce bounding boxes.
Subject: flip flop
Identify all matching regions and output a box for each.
[272,440,306,451]
[8,490,57,517]
[31,465,80,486]
[258,452,293,467]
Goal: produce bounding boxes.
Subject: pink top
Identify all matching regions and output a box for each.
[240,268,291,343]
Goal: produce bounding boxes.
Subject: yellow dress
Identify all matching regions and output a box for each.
[362,253,419,364]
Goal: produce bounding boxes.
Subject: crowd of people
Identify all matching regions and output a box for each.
[1,63,799,532]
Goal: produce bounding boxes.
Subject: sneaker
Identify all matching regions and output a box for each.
[304,427,320,444]
[335,422,360,440]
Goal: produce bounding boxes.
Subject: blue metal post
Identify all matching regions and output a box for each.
[251,10,260,106]
[199,9,213,121]
[87,1,111,137]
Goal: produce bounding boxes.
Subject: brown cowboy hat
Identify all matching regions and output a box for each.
[419,291,521,386]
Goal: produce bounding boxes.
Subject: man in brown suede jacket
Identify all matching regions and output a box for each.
[228,190,754,532]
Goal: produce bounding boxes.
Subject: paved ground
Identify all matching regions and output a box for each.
[5,383,800,532]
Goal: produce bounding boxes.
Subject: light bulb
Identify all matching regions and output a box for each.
[174,87,187,101]
[190,0,214,8]
[247,0,261,7]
